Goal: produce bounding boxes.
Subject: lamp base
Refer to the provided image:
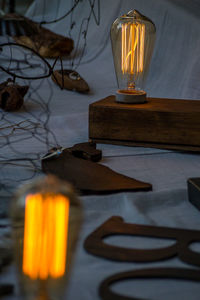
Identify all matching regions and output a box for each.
[116,89,147,104]
[89,95,200,152]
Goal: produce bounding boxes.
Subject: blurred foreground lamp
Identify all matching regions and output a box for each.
[11,175,82,300]
[111,10,156,103]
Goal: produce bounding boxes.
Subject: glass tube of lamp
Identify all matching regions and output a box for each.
[11,175,82,300]
[111,10,156,103]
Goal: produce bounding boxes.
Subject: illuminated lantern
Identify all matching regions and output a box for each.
[111,10,156,103]
[11,175,82,300]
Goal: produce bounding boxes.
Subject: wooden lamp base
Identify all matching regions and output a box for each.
[89,95,200,152]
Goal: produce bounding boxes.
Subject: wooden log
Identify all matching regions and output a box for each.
[89,95,200,152]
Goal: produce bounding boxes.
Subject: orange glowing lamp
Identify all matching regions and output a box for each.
[23,193,69,280]
[111,10,156,103]
[12,176,82,300]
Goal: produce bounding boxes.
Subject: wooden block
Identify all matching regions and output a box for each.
[89,95,200,152]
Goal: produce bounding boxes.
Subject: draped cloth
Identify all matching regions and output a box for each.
[1,1,200,299]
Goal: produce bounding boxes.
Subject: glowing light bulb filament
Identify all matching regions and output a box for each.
[121,23,145,75]
[23,193,69,280]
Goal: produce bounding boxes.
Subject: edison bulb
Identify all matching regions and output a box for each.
[11,175,82,300]
[111,10,156,103]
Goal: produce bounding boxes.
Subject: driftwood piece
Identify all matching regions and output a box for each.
[0,13,38,36]
[0,80,28,111]
[42,143,152,195]
[52,69,90,93]
[10,14,74,58]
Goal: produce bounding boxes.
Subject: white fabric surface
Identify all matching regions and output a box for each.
[1,0,200,299]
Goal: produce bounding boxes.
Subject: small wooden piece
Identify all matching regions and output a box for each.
[43,142,101,162]
[0,80,28,111]
[42,143,152,195]
[52,69,89,93]
[89,95,200,152]
[68,142,102,162]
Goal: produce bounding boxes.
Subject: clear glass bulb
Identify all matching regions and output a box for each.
[111,10,156,103]
[11,175,82,300]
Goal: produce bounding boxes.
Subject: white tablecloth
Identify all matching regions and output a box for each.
[1,0,200,299]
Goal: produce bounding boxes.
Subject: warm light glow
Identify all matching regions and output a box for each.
[121,22,145,75]
[23,193,69,280]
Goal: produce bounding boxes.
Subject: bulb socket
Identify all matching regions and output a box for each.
[115,89,147,104]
